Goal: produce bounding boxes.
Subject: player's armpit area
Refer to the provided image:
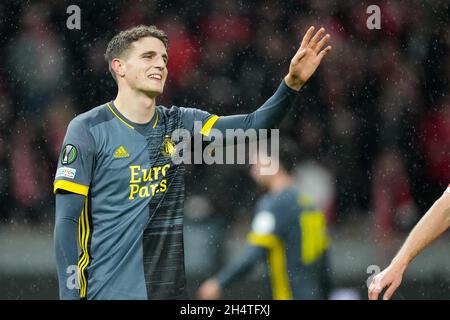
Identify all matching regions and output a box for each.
[54,180,89,197]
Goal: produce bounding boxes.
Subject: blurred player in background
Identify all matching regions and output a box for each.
[198,141,332,300]
[368,189,450,300]
[53,24,331,300]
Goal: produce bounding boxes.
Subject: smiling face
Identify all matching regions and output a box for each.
[113,36,168,97]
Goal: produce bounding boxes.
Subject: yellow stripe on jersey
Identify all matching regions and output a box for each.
[299,210,329,265]
[78,198,91,299]
[77,203,85,297]
[247,232,292,300]
[54,180,89,197]
[152,109,159,128]
[106,102,134,129]
[200,115,221,136]
[82,199,91,298]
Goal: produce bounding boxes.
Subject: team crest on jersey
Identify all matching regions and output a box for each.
[61,144,77,165]
[161,135,175,157]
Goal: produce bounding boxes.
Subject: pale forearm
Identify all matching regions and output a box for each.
[391,193,450,270]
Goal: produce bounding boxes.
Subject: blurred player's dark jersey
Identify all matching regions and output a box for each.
[54,101,217,299]
[247,186,331,299]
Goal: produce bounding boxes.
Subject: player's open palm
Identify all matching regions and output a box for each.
[285,26,332,90]
[368,265,404,300]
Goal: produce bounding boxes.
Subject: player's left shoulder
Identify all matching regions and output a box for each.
[155,104,171,116]
[156,104,186,123]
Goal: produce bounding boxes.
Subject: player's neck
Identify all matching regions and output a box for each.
[114,87,156,124]
[268,174,293,194]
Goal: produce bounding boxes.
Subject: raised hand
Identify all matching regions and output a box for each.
[368,264,404,300]
[284,26,332,91]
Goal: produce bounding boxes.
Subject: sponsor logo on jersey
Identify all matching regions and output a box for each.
[114,146,130,158]
[128,164,171,200]
[56,167,77,179]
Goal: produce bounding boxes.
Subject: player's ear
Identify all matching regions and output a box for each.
[111,58,125,78]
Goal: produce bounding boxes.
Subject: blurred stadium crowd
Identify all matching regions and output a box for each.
[0,0,449,275]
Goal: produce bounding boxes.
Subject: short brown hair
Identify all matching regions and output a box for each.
[105,25,169,82]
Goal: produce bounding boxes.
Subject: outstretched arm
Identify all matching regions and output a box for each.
[207,27,332,134]
[368,192,450,300]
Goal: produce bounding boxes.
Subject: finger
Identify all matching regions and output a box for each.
[300,26,315,50]
[293,48,306,62]
[369,286,382,300]
[368,281,382,300]
[318,46,332,60]
[383,282,399,300]
[309,27,326,50]
[314,33,331,54]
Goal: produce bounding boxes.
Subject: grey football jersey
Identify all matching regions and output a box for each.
[54,101,217,299]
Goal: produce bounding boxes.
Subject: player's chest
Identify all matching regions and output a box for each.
[94,127,179,173]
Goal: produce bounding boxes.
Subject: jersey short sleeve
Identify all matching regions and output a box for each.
[250,196,289,238]
[247,198,279,248]
[179,107,220,136]
[53,119,95,197]
[251,208,276,235]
